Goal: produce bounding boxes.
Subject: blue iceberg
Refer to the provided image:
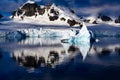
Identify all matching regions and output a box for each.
[61,22,95,44]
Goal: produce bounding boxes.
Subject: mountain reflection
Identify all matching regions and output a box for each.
[0,52,2,59]
[89,44,120,57]
[115,47,120,55]
[0,37,119,72]
[11,38,91,70]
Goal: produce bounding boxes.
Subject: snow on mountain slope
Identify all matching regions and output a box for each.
[0,1,93,42]
[11,0,82,27]
[82,14,120,26]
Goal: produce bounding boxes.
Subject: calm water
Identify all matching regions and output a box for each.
[0,37,120,80]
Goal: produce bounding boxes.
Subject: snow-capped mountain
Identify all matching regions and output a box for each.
[82,14,120,26]
[0,0,93,43]
[11,0,82,27]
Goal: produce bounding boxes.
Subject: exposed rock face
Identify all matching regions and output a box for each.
[22,3,38,16]
[48,8,59,21]
[0,14,3,18]
[12,2,44,18]
[83,16,98,24]
[49,16,59,21]
[60,17,66,21]
[84,19,90,23]
[11,1,82,27]
[67,19,80,26]
[115,16,120,23]
[82,15,120,25]
[98,15,112,22]
[37,7,45,15]
[92,20,97,24]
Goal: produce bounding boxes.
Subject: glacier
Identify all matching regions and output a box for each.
[0,22,94,44]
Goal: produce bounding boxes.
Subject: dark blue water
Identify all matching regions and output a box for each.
[0,36,120,80]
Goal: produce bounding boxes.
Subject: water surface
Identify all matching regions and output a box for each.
[0,36,120,80]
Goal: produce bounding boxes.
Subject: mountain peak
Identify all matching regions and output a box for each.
[11,1,82,27]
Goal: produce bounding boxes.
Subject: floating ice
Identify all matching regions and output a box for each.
[61,22,92,44]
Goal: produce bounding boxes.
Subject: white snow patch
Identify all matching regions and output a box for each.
[25,0,35,4]
[12,3,81,27]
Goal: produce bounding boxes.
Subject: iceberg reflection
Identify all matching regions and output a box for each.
[11,37,91,71]
[0,36,120,74]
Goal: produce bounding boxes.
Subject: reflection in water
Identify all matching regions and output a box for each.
[115,47,120,55]
[89,44,120,56]
[0,38,120,80]
[11,37,91,71]
[75,41,90,60]
[0,51,2,59]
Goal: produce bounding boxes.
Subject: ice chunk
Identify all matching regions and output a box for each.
[78,22,90,38]
[62,22,91,43]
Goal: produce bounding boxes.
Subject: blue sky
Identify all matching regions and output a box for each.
[0,0,119,16]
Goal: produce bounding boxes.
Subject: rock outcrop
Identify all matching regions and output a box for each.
[97,15,112,22]
[82,14,120,25]
[11,0,82,27]
[115,16,120,23]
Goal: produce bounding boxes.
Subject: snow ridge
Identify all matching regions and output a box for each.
[11,1,82,27]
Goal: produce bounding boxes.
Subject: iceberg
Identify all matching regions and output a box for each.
[61,22,93,44]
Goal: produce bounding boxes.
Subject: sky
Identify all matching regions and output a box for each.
[0,0,120,16]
